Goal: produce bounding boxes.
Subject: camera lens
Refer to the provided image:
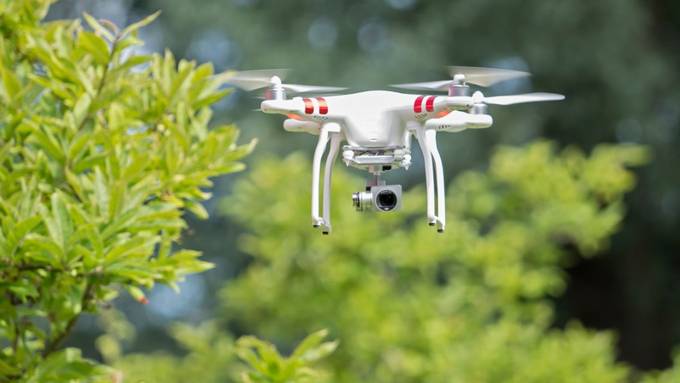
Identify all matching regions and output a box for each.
[376,190,398,211]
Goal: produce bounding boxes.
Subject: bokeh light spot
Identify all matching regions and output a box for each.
[307,17,338,50]
[385,0,417,10]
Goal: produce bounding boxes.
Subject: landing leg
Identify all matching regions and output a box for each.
[426,129,446,233]
[311,127,330,227]
[321,133,342,234]
[415,127,437,226]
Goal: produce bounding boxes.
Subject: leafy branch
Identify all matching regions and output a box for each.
[0,3,253,380]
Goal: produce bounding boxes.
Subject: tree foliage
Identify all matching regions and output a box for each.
[218,143,646,383]
[116,141,655,382]
[236,329,337,383]
[68,0,680,372]
[0,1,252,380]
[105,318,336,383]
[104,320,240,383]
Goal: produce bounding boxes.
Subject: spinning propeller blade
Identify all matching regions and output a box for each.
[226,68,346,94]
[282,84,347,93]
[226,69,290,91]
[390,80,453,92]
[447,66,530,87]
[392,65,531,91]
[482,92,565,105]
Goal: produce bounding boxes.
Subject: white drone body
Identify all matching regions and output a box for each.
[229,67,564,234]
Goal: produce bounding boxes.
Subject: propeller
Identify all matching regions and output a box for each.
[392,65,531,91]
[226,69,346,94]
[391,79,455,92]
[447,66,530,87]
[473,91,565,105]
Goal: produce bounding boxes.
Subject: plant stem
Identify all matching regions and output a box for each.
[42,281,94,357]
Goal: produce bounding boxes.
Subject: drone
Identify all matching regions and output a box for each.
[226,66,564,234]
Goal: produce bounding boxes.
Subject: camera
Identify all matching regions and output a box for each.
[352,184,402,212]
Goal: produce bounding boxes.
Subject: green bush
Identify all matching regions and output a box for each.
[219,142,646,383]
[109,320,336,383]
[0,1,252,380]
[115,141,658,382]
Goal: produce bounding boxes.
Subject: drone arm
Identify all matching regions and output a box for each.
[439,96,474,110]
[321,132,342,234]
[261,98,307,116]
[424,111,493,132]
[283,118,322,134]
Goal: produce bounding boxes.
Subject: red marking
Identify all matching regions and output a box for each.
[436,110,449,117]
[303,98,314,114]
[137,296,149,305]
[413,96,424,113]
[287,113,303,120]
[425,96,436,112]
[316,97,328,115]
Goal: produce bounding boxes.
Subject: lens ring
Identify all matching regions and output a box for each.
[376,190,398,211]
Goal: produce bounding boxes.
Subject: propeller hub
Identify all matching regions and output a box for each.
[266,75,286,100]
[270,75,282,85]
[472,91,484,103]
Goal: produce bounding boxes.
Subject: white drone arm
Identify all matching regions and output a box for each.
[437,96,474,110]
[263,98,326,134]
[261,98,307,115]
[424,110,493,132]
[283,118,322,134]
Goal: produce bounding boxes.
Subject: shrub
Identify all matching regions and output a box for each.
[0,1,252,380]
[117,141,652,382]
[219,143,647,382]
[107,319,336,383]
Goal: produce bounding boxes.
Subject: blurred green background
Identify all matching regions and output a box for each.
[46,0,679,373]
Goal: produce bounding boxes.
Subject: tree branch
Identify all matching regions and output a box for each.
[42,280,94,358]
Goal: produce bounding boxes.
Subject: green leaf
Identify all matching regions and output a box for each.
[297,341,338,363]
[40,193,73,255]
[122,11,161,37]
[194,88,230,110]
[77,31,110,65]
[291,329,329,360]
[115,54,153,73]
[67,131,92,162]
[24,234,63,263]
[26,121,66,163]
[0,61,21,103]
[72,93,92,127]
[185,200,209,220]
[126,286,149,304]
[82,13,115,42]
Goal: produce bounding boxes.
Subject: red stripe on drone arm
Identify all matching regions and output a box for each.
[425,96,436,112]
[413,96,424,113]
[316,97,328,115]
[303,98,314,114]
